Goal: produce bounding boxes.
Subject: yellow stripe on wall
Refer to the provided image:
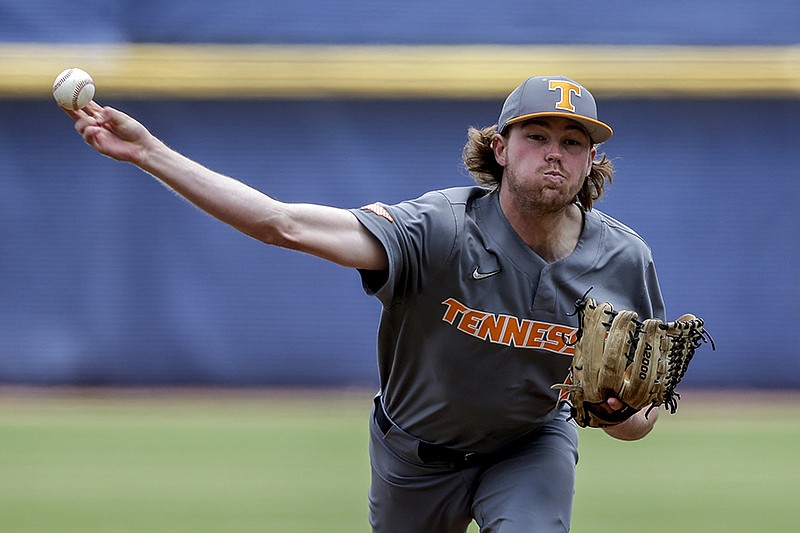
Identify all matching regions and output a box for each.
[3,43,799,99]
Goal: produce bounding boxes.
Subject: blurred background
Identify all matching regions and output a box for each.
[1,0,798,390]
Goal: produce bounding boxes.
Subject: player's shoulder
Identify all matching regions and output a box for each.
[588,208,654,253]
[384,186,491,227]
[408,185,491,208]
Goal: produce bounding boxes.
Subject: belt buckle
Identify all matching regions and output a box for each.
[450,451,479,469]
[418,441,483,468]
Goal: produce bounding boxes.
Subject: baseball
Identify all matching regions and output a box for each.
[52,68,95,110]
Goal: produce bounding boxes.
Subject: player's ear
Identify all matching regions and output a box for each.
[587,146,597,175]
[492,134,508,167]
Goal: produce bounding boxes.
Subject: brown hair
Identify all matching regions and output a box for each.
[462,125,614,211]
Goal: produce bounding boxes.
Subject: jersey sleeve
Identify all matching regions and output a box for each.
[578,209,667,322]
[640,253,667,321]
[350,189,462,307]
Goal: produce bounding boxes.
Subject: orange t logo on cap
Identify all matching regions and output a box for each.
[548,80,582,112]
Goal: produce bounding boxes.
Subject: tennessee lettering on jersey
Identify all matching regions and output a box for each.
[441,298,576,356]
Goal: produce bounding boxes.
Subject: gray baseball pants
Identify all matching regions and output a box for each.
[368,398,579,532]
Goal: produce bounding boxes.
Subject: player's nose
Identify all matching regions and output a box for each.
[545,149,562,162]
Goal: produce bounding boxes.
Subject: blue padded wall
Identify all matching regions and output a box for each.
[1,98,798,387]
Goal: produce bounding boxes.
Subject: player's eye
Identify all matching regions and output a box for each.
[563,138,587,150]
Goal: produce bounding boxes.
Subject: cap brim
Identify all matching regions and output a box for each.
[503,112,613,143]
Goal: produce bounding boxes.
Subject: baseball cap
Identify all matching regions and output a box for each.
[497,76,613,143]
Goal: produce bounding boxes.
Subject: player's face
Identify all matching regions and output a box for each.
[494,118,596,214]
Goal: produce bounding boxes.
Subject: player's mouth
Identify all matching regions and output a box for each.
[543,169,566,182]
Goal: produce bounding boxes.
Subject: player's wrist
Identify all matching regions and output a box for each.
[136,136,174,175]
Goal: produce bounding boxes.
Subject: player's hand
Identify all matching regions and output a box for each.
[605,397,626,411]
[586,396,628,417]
[64,101,154,165]
[601,396,658,441]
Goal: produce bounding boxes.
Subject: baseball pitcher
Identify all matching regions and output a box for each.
[63,75,711,532]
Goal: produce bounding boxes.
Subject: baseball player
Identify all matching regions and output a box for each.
[65,75,664,532]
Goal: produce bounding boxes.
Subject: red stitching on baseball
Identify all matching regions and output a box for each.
[52,69,73,93]
[71,79,94,110]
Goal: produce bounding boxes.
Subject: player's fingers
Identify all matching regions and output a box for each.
[72,102,120,134]
[60,106,87,122]
[605,397,625,410]
[85,100,103,114]
[75,122,102,145]
[99,106,150,142]
[73,113,106,142]
[81,101,105,121]
[101,105,134,125]
[90,102,123,128]
[81,125,103,141]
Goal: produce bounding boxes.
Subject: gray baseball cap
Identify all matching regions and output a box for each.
[497,76,613,143]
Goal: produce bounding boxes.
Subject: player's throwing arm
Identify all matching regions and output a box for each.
[56,68,388,272]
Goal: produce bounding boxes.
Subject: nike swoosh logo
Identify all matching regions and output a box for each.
[471,266,501,280]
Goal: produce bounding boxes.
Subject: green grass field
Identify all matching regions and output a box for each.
[0,387,797,532]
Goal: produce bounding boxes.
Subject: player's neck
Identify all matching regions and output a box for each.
[500,196,584,263]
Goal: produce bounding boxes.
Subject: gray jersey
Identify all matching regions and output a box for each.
[351,186,665,452]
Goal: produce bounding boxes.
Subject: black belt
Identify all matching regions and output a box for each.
[373,396,497,468]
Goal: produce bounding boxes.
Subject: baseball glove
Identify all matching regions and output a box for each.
[552,297,714,428]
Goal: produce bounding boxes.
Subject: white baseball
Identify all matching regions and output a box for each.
[52,68,95,110]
